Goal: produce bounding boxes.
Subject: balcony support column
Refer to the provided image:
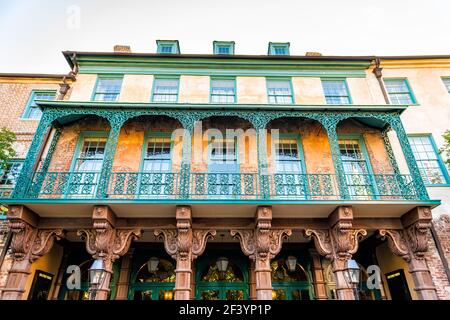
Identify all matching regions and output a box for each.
[380,206,438,300]
[321,118,350,200]
[96,115,127,199]
[305,206,367,300]
[78,205,141,300]
[12,114,54,198]
[256,127,270,199]
[179,120,195,199]
[155,206,216,300]
[29,127,62,198]
[1,206,64,300]
[231,206,292,300]
[389,117,429,200]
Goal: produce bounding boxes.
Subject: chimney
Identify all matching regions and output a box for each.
[114,45,131,53]
[305,52,322,56]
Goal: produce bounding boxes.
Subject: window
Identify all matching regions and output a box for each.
[210,79,236,103]
[156,40,180,54]
[321,79,351,104]
[152,78,179,103]
[267,79,294,104]
[213,41,235,55]
[92,77,123,102]
[74,136,107,172]
[0,161,23,197]
[339,138,375,199]
[442,78,450,93]
[408,135,449,185]
[23,91,56,119]
[384,79,416,104]
[142,136,172,172]
[268,42,290,55]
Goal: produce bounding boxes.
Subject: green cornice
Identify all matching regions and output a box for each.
[66,52,372,78]
[36,100,408,112]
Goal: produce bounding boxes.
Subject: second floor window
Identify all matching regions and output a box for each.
[152,78,179,103]
[267,80,294,104]
[211,79,236,103]
[143,136,172,172]
[408,135,449,185]
[384,79,416,104]
[93,77,123,102]
[23,90,56,119]
[75,137,107,172]
[322,79,351,104]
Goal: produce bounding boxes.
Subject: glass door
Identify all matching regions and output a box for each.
[271,257,313,300]
[273,137,307,198]
[338,137,376,199]
[68,136,107,197]
[139,134,173,197]
[207,136,240,198]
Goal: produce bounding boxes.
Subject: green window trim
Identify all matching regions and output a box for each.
[272,133,307,174]
[408,134,450,186]
[22,90,57,119]
[91,75,123,102]
[139,132,174,172]
[0,159,24,207]
[383,78,417,105]
[321,78,352,105]
[213,41,235,55]
[156,40,180,54]
[268,42,290,56]
[266,78,295,104]
[151,76,180,103]
[209,77,237,104]
[69,131,109,173]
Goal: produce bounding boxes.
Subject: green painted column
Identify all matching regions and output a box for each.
[321,118,350,200]
[29,127,62,198]
[381,127,401,174]
[95,115,127,199]
[389,116,429,200]
[12,114,53,198]
[256,127,270,199]
[179,119,195,199]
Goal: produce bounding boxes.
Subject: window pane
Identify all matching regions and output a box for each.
[267,80,293,104]
[274,47,286,55]
[94,78,122,102]
[26,91,56,119]
[160,46,173,53]
[211,79,235,103]
[384,79,414,104]
[408,136,447,184]
[153,79,179,102]
[0,162,23,186]
[217,46,230,54]
[143,136,172,172]
[322,80,350,105]
[76,137,107,171]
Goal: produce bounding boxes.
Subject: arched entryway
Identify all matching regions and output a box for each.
[195,249,248,300]
[271,254,313,300]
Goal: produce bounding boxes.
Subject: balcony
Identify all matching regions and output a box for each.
[10,171,418,200]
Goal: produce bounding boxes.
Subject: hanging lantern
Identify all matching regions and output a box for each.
[345,259,360,285]
[286,255,297,273]
[89,258,107,286]
[147,257,160,273]
[216,257,229,273]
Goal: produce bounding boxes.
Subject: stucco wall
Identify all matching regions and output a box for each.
[179,76,209,103]
[119,75,153,102]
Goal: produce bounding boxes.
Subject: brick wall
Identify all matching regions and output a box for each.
[427,214,450,299]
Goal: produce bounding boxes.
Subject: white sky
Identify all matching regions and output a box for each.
[1,0,449,74]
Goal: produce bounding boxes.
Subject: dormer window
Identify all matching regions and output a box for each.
[156,40,180,54]
[213,41,235,55]
[268,42,290,56]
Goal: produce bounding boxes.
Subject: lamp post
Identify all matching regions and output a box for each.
[89,258,108,300]
[344,259,361,300]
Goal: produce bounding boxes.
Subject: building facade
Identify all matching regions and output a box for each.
[0,42,449,300]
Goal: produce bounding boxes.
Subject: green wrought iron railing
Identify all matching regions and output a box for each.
[4,171,420,201]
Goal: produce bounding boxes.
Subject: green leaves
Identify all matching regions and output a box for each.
[440,130,450,169]
[0,127,16,169]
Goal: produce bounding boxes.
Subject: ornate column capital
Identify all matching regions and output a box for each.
[78,206,141,261]
[154,206,216,261]
[7,205,65,262]
[231,206,291,261]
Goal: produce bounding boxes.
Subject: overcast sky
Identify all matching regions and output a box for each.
[1,0,449,74]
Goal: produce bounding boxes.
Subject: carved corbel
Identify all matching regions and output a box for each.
[192,229,217,258]
[77,226,142,261]
[330,220,367,260]
[30,229,65,261]
[304,229,333,259]
[379,229,410,261]
[230,228,292,261]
